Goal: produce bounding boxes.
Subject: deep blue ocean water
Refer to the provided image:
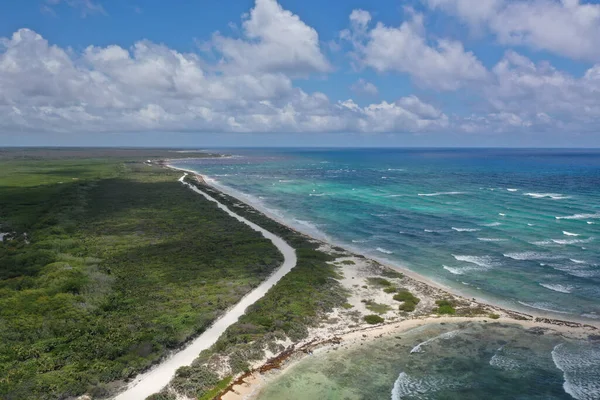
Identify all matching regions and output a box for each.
[172,148,600,320]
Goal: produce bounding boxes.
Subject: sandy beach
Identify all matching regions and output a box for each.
[161,162,599,400]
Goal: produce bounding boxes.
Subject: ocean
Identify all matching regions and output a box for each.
[255,321,600,400]
[171,148,600,399]
[171,148,600,320]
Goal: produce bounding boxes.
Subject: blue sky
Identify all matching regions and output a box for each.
[1,0,599,147]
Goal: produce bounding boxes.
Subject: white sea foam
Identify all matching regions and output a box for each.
[477,238,507,242]
[581,313,600,320]
[424,229,449,233]
[517,301,571,314]
[482,222,502,227]
[532,240,556,246]
[387,168,405,171]
[552,343,600,400]
[587,221,595,225]
[453,255,498,268]
[503,252,563,261]
[507,188,518,192]
[552,237,593,245]
[391,372,448,400]
[489,347,521,371]
[525,192,571,200]
[417,191,467,197]
[352,239,368,243]
[443,265,467,275]
[410,330,460,354]
[451,227,481,232]
[499,213,506,216]
[570,259,587,264]
[563,231,580,237]
[539,283,573,294]
[528,223,535,226]
[385,194,405,198]
[376,247,394,255]
[308,193,327,197]
[556,213,600,220]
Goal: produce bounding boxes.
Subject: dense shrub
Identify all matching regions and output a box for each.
[364,314,385,324]
[435,299,456,315]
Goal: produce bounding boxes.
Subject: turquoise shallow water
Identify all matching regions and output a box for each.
[254,322,600,400]
[172,149,600,320]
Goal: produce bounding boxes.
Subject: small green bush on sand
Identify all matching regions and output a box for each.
[364,315,385,324]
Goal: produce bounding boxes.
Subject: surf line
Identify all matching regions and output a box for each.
[113,173,297,399]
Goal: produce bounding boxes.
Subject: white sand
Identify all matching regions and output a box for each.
[112,173,297,400]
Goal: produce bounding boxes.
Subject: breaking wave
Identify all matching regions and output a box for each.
[525,193,571,200]
[503,252,563,261]
[482,222,502,227]
[517,301,571,314]
[552,343,600,400]
[391,372,451,400]
[539,283,573,294]
[556,213,600,220]
[376,247,394,255]
[410,330,460,354]
[552,237,593,245]
[418,191,467,197]
[451,227,481,232]
[453,255,499,269]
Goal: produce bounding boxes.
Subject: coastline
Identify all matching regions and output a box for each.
[220,316,598,400]
[162,160,599,400]
[163,160,599,324]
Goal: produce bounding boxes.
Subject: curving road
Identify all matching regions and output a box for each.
[113,173,297,399]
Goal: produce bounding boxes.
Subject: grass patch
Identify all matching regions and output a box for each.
[365,301,392,314]
[341,303,354,309]
[339,260,355,265]
[198,376,233,400]
[393,290,420,313]
[383,286,398,293]
[363,315,385,325]
[380,269,404,279]
[488,313,500,320]
[435,299,456,315]
[366,277,393,287]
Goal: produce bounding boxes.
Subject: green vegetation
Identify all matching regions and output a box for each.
[363,315,385,324]
[198,376,233,400]
[383,286,398,293]
[341,302,354,309]
[156,177,348,397]
[365,300,392,314]
[435,299,457,315]
[380,269,404,279]
[0,149,282,400]
[339,260,355,265]
[393,290,420,312]
[488,313,501,320]
[366,277,393,287]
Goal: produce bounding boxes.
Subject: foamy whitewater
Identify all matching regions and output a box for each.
[256,322,600,400]
[171,148,600,320]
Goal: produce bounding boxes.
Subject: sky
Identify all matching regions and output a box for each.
[1,0,600,147]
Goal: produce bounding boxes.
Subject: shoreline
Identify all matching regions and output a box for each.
[219,316,599,400]
[161,160,599,400]
[163,160,599,325]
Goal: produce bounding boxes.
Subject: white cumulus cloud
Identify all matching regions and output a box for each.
[425,0,600,61]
